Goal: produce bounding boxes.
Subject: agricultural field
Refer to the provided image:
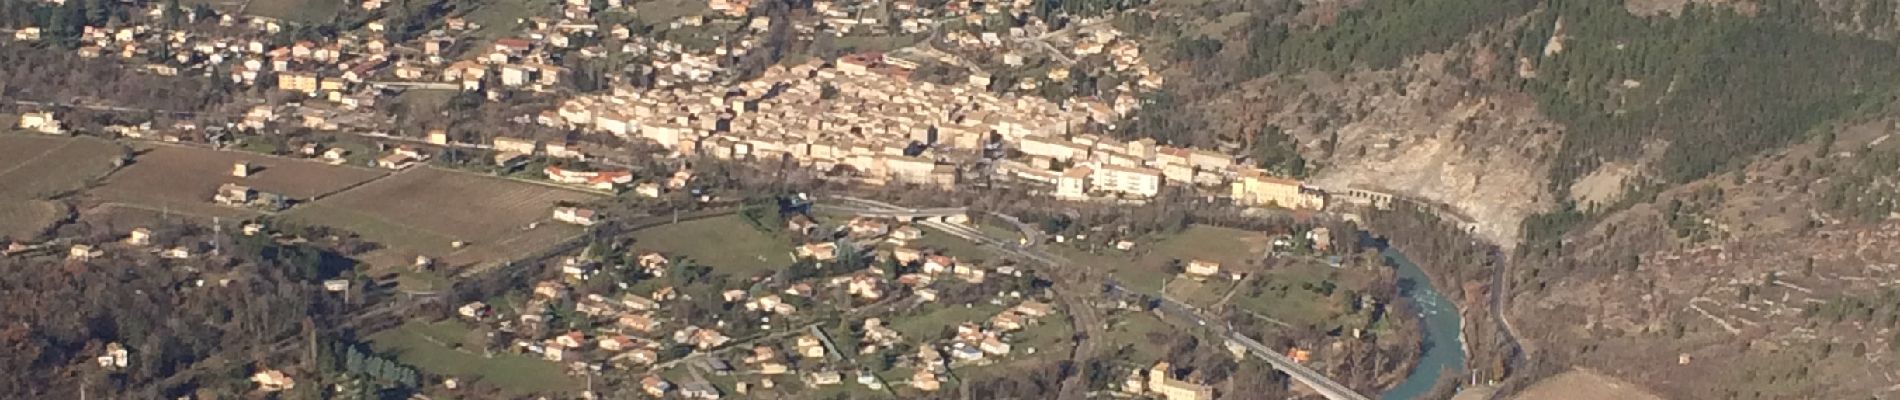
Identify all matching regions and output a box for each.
[283,166,599,272]
[368,320,578,397]
[89,144,387,219]
[0,135,124,239]
[628,214,793,276]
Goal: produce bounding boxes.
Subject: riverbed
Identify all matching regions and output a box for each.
[1380,248,1468,400]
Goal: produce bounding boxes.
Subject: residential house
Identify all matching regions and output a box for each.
[795,242,838,261]
[786,215,819,236]
[554,331,587,348]
[846,275,881,300]
[126,228,154,246]
[889,225,924,241]
[212,183,255,206]
[69,244,103,260]
[759,362,790,375]
[991,312,1025,331]
[635,182,663,198]
[847,217,891,236]
[911,368,941,391]
[641,375,673,397]
[544,165,633,190]
[796,335,827,359]
[979,336,1012,355]
[922,255,954,274]
[251,369,296,392]
[808,370,844,386]
[637,253,670,277]
[622,293,660,310]
[458,302,488,319]
[891,246,923,265]
[97,342,128,370]
[618,313,658,332]
[1014,301,1054,318]
[599,335,640,352]
[375,147,429,169]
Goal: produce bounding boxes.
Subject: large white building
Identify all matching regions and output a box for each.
[1089,164,1162,198]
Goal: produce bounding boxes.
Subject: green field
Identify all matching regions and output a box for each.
[1100,312,1177,363]
[630,214,793,276]
[1055,224,1270,293]
[891,303,1007,342]
[631,0,710,26]
[460,0,558,42]
[1231,262,1374,332]
[246,0,344,23]
[1010,308,1073,355]
[1162,276,1236,309]
[369,320,577,396]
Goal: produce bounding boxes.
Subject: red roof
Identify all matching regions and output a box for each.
[494,38,533,50]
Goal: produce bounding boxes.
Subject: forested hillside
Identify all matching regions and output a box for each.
[1117,0,1900,397]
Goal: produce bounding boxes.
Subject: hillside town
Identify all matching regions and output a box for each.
[4,0,1331,210]
[0,0,1425,397]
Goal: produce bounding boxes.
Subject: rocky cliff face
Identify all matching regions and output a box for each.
[1202,48,1562,248]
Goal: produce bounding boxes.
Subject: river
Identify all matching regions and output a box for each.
[1380,247,1468,400]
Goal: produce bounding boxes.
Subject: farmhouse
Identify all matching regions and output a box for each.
[17,111,64,134]
[1146,362,1215,400]
[69,244,103,260]
[553,206,599,226]
[212,183,254,205]
[1184,259,1221,279]
[212,183,288,211]
[375,147,429,169]
[126,228,154,246]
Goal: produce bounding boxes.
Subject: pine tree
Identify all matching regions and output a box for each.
[345,347,366,375]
